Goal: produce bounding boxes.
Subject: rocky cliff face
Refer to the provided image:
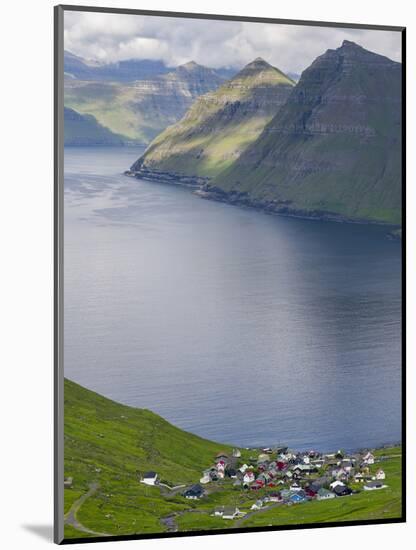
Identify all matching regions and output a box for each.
[130,58,295,177]
[212,41,402,224]
[64,61,225,144]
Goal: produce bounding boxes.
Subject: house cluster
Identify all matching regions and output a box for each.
[138,447,387,518]
[200,447,388,513]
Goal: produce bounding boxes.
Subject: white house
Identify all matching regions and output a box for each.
[142,471,158,486]
[239,464,249,473]
[222,507,240,520]
[232,448,241,458]
[243,471,255,484]
[251,500,263,510]
[376,469,386,480]
[200,472,211,484]
[363,452,375,465]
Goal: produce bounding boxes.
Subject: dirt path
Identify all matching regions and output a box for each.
[158,483,187,497]
[65,483,111,537]
[160,508,208,533]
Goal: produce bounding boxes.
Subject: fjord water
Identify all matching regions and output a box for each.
[64,147,402,452]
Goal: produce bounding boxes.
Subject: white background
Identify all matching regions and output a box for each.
[0,0,413,548]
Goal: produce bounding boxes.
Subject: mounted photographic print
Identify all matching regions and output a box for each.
[54,5,406,544]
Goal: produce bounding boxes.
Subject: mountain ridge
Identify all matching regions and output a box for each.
[129,58,295,177]
[64,59,226,144]
[209,40,402,224]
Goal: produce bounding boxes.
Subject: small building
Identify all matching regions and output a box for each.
[251,500,263,510]
[213,505,240,519]
[317,488,335,501]
[200,472,211,484]
[364,481,387,491]
[226,467,237,479]
[222,507,240,520]
[333,485,352,497]
[64,477,73,488]
[376,469,386,480]
[269,492,282,502]
[329,480,345,490]
[243,471,255,484]
[183,484,204,499]
[215,452,229,462]
[354,472,365,483]
[257,453,270,464]
[142,472,158,486]
[232,448,241,458]
[289,492,305,503]
[363,452,375,465]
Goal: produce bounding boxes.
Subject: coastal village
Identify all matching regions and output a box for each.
[140,446,389,521]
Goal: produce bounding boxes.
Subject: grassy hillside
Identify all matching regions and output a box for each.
[131,58,294,177]
[63,378,232,538]
[63,378,402,540]
[64,107,125,146]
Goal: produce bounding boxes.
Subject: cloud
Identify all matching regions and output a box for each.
[64,11,402,73]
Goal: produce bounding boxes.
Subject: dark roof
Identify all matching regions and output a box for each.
[333,485,352,496]
[144,471,157,478]
[184,484,204,496]
[365,481,384,488]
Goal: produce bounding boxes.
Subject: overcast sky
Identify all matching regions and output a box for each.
[64,11,402,74]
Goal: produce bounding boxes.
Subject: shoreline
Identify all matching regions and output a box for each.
[66,376,400,456]
[125,168,401,232]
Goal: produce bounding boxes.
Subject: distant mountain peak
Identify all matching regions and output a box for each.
[341,39,361,49]
[177,60,206,72]
[232,57,294,86]
[183,60,198,67]
[244,57,273,70]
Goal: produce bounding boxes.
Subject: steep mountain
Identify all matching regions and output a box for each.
[64,107,124,146]
[64,61,225,144]
[129,58,295,178]
[210,41,402,225]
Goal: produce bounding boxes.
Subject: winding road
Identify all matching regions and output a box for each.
[65,483,111,537]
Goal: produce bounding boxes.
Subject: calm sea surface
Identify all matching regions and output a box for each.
[64,146,402,451]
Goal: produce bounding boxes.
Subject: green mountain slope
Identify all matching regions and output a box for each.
[64,107,125,146]
[64,62,225,145]
[130,58,295,177]
[211,41,402,224]
[63,378,231,538]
